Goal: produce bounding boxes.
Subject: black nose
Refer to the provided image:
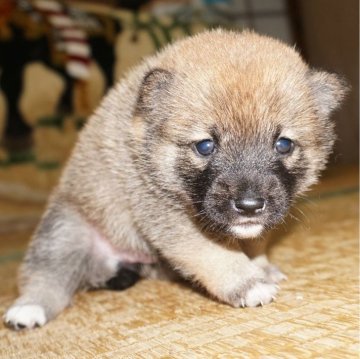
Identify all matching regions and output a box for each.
[233,197,266,215]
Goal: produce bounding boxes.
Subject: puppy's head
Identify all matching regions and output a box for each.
[133,30,348,238]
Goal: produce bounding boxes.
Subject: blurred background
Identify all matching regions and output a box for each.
[0,0,358,204]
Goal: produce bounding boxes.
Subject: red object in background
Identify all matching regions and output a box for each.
[0,0,15,26]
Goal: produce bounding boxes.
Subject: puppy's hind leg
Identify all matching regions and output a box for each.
[4,202,120,330]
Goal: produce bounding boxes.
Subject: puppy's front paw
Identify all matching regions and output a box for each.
[243,281,278,307]
[4,304,46,330]
[226,279,279,308]
[251,255,287,284]
[262,264,287,283]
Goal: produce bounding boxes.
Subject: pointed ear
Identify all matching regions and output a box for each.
[136,68,174,114]
[308,70,349,118]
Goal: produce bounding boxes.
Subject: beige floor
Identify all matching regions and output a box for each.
[0,167,358,358]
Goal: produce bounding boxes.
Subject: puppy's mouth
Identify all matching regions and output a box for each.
[229,220,264,239]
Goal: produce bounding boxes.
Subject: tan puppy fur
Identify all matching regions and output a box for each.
[4,30,347,330]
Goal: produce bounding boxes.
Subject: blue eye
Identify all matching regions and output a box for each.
[275,137,294,155]
[195,139,215,156]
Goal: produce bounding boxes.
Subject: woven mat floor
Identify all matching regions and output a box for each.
[0,167,358,358]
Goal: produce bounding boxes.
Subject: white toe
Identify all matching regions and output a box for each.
[4,304,46,330]
[245,282,278,307]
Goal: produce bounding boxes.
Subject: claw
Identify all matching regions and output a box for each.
[240,298,245,308]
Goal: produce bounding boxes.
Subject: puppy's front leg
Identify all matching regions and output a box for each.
[162,236,279,307]
[241,237,287,284]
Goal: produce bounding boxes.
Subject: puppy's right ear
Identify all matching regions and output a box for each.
[136,68,174,114]
[308,70,349,118]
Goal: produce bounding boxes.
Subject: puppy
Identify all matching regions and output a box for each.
[4,30,347,330]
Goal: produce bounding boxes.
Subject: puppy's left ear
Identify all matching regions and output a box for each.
[136,68,174,115]
[308,70,349,118]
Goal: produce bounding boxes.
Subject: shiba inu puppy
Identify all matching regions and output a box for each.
[4,30,347,330]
